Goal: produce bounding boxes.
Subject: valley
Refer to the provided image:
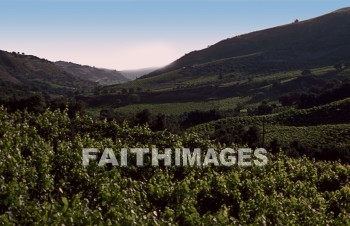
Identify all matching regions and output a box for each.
[1,6,350,224]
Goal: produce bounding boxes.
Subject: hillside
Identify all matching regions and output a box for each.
[190,97,350,134]
[188,97,350,155]
[109,7,350,93]
[0,50,95,99]
[144,7,350,80]
[89,8,350,117]
[56,61,129,85]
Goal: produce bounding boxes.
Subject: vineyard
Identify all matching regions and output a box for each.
[190,97,350,134]
[1,107,350,224]
[113,97,246,116]
[264,124,350,147]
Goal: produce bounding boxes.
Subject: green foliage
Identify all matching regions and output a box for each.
[190,98,350,161]
[191,97,350,134]
[114,97,245,116]
[0,107,350,224]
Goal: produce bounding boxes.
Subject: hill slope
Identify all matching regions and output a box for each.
[55,61,129,85]
[0,50,95,99]
[95,8,350,114]
[144,7,350,80]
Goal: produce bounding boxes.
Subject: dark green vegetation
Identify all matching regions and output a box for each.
[0,50,95,100]
[189,93,350,162]
[1,108,350,224]
[56,61,129,85]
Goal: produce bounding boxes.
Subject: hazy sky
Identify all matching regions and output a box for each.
[0,0,349,70]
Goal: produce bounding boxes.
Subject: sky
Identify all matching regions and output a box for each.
[0,0,349,70]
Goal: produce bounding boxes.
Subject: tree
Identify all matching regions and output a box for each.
[68,100,85,118]
[8,94,46,113]
[181,110,221,128]
[269,138,282,154]
[151,114,166,131]
[235,102,245,113]
[297,93,316,109]
[279,94,298,106]
[257,102,273,115]
[121,88,128,94]
[26,94,46,113]
[129,94,140,103]
[344,62,350,69]
[94,87,100,96]
[334,63,343,71]
[128,88,135,94]
[135,109,152,125]
[301,69,312,76]
[243,126,260,148]
[100,109,115,121]
[49,97,69,112]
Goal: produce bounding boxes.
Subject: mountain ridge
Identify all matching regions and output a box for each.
[0,50,95,98]
[55,61,129,85]
[142,7,350,80]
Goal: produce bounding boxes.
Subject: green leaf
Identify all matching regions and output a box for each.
[61,197,69,212]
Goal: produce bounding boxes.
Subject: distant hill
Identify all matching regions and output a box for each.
[120,67,159,80]
[0,50,95,99]
[55,61,129,85]
[93,8,350,117]
[138,7,350,84]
